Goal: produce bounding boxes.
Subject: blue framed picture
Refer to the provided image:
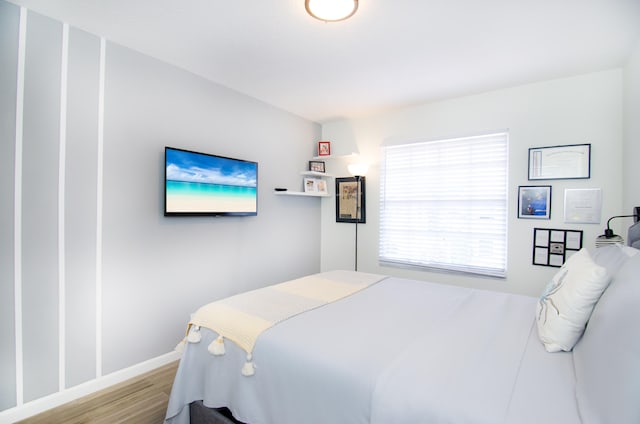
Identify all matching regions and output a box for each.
[518,185,551,219]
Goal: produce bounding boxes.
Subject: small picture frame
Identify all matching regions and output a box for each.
[304,177,328,194]
[318,141,331,156]
[335,177,365,223]
[518,185,551,219]
[309,160,326,173]
[532,228,583,267]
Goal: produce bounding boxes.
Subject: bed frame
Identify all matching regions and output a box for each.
[189,402,245,424]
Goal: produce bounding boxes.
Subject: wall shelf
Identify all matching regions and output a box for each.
[274,158,340,198]
[311,153,358,161]
[301,171,334,177]
[274,191,331,197]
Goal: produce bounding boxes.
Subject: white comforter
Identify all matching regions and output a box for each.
[165,274,579,424]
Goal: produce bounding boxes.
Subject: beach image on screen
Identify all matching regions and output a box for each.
[166,148,257,214]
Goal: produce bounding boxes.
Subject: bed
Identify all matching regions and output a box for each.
[165,242,640,424]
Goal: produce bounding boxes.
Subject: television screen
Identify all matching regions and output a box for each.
[164,146,258,216]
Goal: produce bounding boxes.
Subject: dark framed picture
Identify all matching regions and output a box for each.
[335,177,365,223]
[309,160,325,173]
[518,185,551,219]
[532,228,583,267]
[318,141,331,156]
[528,143,591,180]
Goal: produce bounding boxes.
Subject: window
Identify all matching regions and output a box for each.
[379,132,508,277]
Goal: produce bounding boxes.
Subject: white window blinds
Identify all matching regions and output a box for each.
[379,132,508,277]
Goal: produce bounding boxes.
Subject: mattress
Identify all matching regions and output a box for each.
[165,272,580,424]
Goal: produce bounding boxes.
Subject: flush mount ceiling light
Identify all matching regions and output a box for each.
[305,0,359,22]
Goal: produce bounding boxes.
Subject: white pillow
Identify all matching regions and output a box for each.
[535,248,611,352]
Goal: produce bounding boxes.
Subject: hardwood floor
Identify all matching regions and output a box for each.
[17,360,179,424]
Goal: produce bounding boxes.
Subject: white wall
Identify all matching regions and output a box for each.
[321,70,625,297]
[624,39,640,213]
[0,1,321,414]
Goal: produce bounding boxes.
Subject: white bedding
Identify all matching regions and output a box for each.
[165,274,580,424]
[371,289,537,424]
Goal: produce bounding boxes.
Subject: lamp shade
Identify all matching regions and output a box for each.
[348,163,368,177]
[305,0,358,22]
[595,234,624,248]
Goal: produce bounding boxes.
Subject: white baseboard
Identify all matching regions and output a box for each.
[0,350,181,424]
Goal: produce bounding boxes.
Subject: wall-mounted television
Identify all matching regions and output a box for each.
[164,146,258,216]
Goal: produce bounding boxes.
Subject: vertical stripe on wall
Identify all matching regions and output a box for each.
[0,0,19,410]
[14,6,27,408]
[96,37,106,379]
[22,9,62,403]
[57,22,69,392]
[65,26,100,388]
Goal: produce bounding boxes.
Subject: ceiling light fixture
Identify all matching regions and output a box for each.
[305,0,358,22]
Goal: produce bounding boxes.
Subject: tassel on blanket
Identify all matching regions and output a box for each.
[241,353,255,377]
[187,325,202,343]
[208,335,226,356]
[175,338,187,353]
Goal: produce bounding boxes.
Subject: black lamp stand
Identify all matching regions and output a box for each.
[603,214,639,238]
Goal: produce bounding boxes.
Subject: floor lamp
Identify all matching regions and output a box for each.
[348,164,368,272]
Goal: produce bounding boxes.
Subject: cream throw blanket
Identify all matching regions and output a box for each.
[186,271,386,372]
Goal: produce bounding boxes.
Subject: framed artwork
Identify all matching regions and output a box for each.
[532,228,583,267]
[528,143,591,180]
[308,160,326,173]
[304,177,328,194]
[518,185,552,219]
[335,177,365,223]
[563,188,602,224]
[318,141,331,156]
